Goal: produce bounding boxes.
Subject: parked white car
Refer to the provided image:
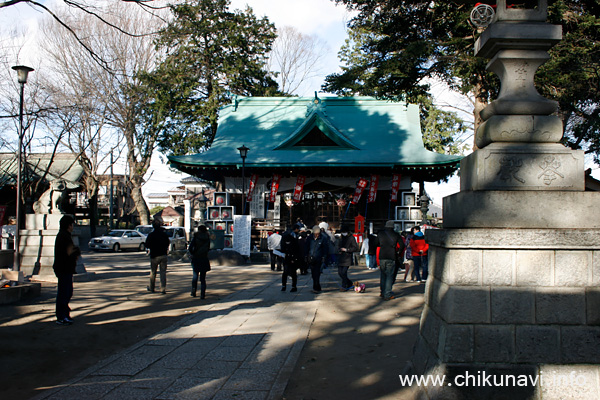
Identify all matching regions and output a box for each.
[89,229,147,252]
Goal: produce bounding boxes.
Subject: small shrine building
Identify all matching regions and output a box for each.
[168,96,461,245]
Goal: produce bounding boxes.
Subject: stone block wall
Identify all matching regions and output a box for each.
[419,228,600,366]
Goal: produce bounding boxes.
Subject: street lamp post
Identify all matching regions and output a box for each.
[237,145,249,215]
[12,65,34,272]
[419,193,430,227]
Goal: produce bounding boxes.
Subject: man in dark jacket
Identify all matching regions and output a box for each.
[305,225,330,293]
[145,220,170,294]
[337,225,359,290]
[280,223,302,292]
[373,220,405,300]
[53,215,81,325]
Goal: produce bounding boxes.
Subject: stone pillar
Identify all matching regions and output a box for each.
[410,1,600,398]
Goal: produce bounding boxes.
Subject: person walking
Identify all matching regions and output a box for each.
[188,225,211,299]
[280,223,302,292]
[53,215,81,325]
[366,231,378,270]
[410,227,429,282]
[402,230,415,282]
[373,220,405,300]
[267,228,283,271]
[305,225,330,293]
[145,220,170,294]
[337,225,359,291]
[319,221,337,268]
[297,228,309,275]
[360,235,370,269]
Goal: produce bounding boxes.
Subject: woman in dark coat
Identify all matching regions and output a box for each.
[189,225,211,299]
[337,225,359,290]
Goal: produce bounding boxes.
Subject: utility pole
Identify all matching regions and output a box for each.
[109,150,114,229]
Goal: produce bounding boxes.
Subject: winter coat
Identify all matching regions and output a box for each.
[410,236,429,257]
[374,228,405,261]
[306,233,330,263]
[145,227,170,258]
[337,234,359,267]
[189,231,211,272]
[53,229,79,275]
[281,231,303,262]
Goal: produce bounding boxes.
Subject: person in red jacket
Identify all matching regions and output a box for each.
[409,227,429,282]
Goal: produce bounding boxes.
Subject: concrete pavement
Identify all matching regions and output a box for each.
[31,260,424,400]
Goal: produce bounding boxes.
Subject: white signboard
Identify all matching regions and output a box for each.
[233,215,252,257]
[274,195,281,221]
[250,185,265,219]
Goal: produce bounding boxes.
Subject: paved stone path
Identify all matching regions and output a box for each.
[34,272,319,400]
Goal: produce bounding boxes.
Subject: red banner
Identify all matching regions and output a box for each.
[367,175,379,203]
[292,175,306,203]
[390,174,402,202]
[350,178,369,204]
[269,174,281,203]
[246,174,259,202]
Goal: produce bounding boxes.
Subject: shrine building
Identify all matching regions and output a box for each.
[168,95,462,241]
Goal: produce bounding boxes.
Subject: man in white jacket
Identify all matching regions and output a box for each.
[267,229,283,271]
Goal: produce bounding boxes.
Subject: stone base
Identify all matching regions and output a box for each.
[25,213,63,230]
[411,228,600,399]
[443,190,600,229]
[460,143,584,191]
[0,282,41,305]
[408,346,600,400]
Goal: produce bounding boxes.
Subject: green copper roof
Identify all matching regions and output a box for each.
[169,96,462,176]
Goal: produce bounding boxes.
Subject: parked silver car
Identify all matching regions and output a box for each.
[165,226,187,252]
[89,229,147,252]
[135,225,187,252]
[135,225,153,236]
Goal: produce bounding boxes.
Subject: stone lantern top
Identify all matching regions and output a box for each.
[496,0,547,22]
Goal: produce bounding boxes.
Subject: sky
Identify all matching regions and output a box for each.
[4,1,596,207]
[0,0,467,206]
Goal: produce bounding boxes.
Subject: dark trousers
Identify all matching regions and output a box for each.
[309,260,322,291]
[192,270,207,297]
[282,259,298,288]
[270,251,283,270]
[56,273,73,320]
[338,265,352,289]
[379,259,395,299]
[414,255,429,281]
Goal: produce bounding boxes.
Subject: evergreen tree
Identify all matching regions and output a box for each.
[326,1,600,161]
[142,0,280,156]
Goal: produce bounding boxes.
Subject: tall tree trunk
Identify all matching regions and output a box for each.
[130,177,150,225]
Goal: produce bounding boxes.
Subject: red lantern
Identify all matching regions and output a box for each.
[211,210,220,219]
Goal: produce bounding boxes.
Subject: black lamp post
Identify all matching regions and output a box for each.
[237,145,249,215]
[12,65,34,272]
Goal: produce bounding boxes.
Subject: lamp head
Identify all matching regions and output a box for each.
[237,145,250,159]
[12,65,34,84]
